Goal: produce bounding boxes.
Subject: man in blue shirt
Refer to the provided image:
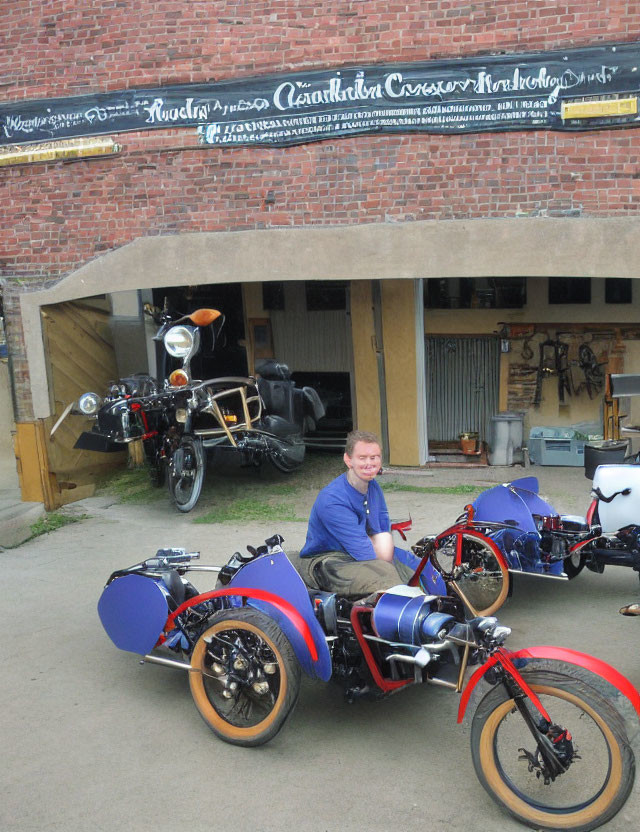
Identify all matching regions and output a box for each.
[297,430,445,598]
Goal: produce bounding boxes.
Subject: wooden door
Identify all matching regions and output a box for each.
[39,299,126,506]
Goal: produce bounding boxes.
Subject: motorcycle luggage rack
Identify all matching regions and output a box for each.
[198,380,262,445]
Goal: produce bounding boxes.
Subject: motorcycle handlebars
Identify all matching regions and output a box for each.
[144,549,201,567]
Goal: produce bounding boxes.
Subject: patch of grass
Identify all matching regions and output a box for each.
[29,511,87,540]
[381,482,482,495]
[194,497,304,524]
[95,449,344,519]
[97,466,165,504]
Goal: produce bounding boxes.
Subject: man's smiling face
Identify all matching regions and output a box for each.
[344,440,382,484]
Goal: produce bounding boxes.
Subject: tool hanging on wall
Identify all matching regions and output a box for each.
[576,343,605,399]
[521,339,534,360]
[533,338,572,407]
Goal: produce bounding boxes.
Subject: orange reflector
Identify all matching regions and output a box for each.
[189,308,222,327]
[223,413,238,424]
[169,369,189,387]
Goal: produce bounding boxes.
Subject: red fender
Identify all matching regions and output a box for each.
[159,587,318,662]
[458,644,640,724]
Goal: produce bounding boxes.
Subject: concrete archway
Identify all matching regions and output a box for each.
[22,216,640,423]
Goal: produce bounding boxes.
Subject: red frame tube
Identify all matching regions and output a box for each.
[129,401,158,441]
[350,606,414,693]
[435,524,509,570]
[408,522,508,587]
[569,536,599,554]
[160,586,318,662]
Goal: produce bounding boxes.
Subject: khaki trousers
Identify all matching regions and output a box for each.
[291,550,414,599]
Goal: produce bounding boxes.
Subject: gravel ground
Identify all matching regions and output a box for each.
[2,456,639,832]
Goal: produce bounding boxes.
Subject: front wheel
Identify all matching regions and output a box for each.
[189,608,301,747]
[432,531,509,616]
[471,669,635,832]
[563,550,586,579]
[167,435,206,512]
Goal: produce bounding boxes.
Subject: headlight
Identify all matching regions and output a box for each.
[164,325,194,358]
[77,392,103,415]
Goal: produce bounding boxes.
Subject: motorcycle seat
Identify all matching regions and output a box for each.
[257,378,295,421]
[255,359,291,381]
[161,569,198,610]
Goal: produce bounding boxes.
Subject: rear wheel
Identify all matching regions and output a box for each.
[167,435,205,512]
[432,531,509,615]
[471,670,635,831]
[189,608,301,747]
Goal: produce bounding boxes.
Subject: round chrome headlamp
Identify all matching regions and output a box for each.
[164,325,195,359]
[77,392,103,416]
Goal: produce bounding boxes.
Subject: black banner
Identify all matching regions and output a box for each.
[1,42,639,147]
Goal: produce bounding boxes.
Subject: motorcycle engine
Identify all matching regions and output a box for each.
[539,531,568,559]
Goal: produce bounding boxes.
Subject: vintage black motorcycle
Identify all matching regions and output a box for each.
[63,306,324,512]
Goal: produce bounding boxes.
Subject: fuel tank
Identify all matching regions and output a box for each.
[372,585,454,645]
[593,464,640,532]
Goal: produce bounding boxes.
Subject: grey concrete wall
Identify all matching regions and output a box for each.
[0,360,19,489]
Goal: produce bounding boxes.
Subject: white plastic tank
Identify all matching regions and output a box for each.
[488,412,525,466]
[592,464,640,532]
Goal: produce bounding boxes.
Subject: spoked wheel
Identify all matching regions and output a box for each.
[268,435,306,474]
[563,550,586,579]
[189,608,301,747]
[432,531,509,616]
[471,669,635,832]
[167,435,205,512]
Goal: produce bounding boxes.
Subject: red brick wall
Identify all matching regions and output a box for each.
[2,2,640,282]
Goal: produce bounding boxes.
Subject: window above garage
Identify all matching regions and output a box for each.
[548,277,591,304]
[305,280,348,311]
[425,277,526,309]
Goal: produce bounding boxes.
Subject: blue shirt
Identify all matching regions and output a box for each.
[300,473,390,561]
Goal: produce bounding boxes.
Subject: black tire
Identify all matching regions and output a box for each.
[149,461,166,488]
[143,439,165,487]
[167,435,206,512]
[471,669,635,832]
[268,436,305,474]
[432,531,509,616]
[563,550,586,579]
[189,608,301,747]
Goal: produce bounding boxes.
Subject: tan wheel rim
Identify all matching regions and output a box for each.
[189,618,288,741]
[478,684,623,829]
[442,533,509,616]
